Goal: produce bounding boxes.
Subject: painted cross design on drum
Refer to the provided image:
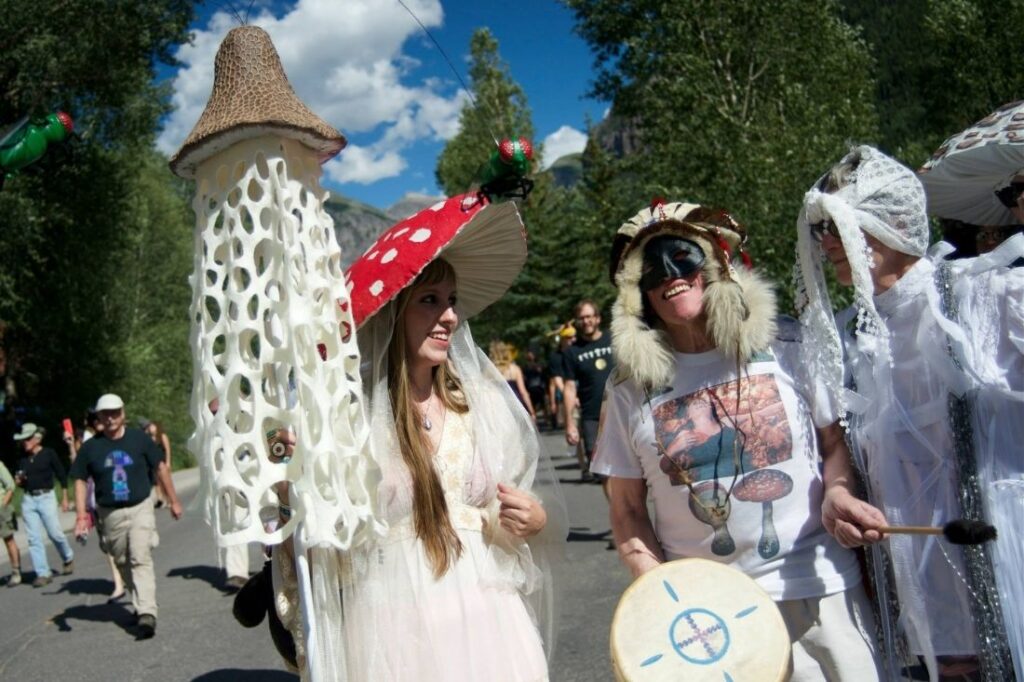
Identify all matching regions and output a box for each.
[671,608,729,664]
[639,579,760,679]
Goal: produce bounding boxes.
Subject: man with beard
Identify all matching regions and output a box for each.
[563,299,614,482]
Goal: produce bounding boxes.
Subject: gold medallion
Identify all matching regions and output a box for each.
[595,358,607,371]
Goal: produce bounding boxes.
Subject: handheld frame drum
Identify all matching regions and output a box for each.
[611,558,790,682]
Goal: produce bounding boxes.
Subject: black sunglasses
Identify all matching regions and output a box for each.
[994,182,1024,209]
[809,219,841,242]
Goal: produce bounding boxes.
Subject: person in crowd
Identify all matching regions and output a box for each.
[65,409,125,601]
[975,224,1024,257]
[596,200,884,680]
[71,394,183,639]
[563,300,614,482]
[546,323,575,431]
[14,423,74,587]
[522,350,548,428]
[0,458,20,586]
[269,199,566,680]
[139,418,173,508]
[489,340,537,421]
[794,146,1024,680]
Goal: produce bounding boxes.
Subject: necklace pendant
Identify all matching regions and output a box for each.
[423,416,432,431]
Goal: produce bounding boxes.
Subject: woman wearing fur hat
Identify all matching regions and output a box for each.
[593,201,884,680]
[795,146,1024,681]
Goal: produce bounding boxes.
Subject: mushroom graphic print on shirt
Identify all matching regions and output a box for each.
[733,469,794,559]
[653,373,793,557]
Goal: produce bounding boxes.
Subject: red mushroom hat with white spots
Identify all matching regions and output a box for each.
[346,193,527,328]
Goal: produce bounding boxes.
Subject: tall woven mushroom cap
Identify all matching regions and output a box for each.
[169,25,345,178]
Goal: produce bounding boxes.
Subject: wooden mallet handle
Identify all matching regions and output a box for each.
[878,526,941,535]
[877,520,996,545]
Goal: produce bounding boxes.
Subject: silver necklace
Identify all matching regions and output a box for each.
[418,393,434,431]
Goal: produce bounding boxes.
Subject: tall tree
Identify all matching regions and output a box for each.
[565,0,879,312]
[435,28,535,195]
[0,1,197,465]
[842,0,1024,165]
[435,28,566,347]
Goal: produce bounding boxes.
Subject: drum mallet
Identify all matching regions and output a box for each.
[878,519,996,545]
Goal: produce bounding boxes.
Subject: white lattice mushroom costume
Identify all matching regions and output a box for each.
[170,26,382,682]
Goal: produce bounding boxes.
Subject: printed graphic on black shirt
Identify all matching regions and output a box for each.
[652,374,794,558]
[105,450,134,503]
[565,335,614,421]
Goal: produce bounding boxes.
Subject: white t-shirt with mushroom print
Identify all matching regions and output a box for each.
[593,329,860,601]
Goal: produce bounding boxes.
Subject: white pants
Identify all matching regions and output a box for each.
[778,583,882,681]
[221,543,251,579]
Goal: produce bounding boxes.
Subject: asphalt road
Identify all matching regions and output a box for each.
[0,428,629,681]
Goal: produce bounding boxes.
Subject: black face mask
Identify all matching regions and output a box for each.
[640,236,706,291]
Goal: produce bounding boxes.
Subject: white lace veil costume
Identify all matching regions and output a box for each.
[609,201,777,391]
[172,27,384,682]
[272,193,566,681]
[793,145,1024,680]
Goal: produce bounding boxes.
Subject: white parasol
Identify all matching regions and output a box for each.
[918,100,1024,226]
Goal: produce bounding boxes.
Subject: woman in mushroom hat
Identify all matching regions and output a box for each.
[592,200,884,680]
[332,192,567,681]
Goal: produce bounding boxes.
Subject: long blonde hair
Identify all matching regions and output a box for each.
[387,258,468,578]
[488,340,514,371]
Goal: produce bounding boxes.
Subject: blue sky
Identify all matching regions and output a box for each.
[157,0,606,208]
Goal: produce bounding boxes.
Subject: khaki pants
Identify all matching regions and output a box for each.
[778,583,883,681]
[98,496,158,618]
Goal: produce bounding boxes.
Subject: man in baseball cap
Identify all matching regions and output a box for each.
[70,394,183,639]
[14,422,74,586]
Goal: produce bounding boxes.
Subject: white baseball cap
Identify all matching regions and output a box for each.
[94,394,125,411]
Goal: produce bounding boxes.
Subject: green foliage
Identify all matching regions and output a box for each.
[435,29,536,195]
[0,0,197,468]
[0,0,194,145]
[565,0,879,313]
[842,0,1024,166]
[436,30,624,351]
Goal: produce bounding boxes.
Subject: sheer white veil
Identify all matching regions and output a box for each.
[355,294,568,662]
[793,146,1024,678]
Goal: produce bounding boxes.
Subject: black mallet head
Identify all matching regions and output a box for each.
[943,519,997,545]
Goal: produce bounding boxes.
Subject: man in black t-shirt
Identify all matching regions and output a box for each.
[563,300,614,481]
[71,394,182,639]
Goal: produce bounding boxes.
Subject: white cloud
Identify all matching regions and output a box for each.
[540,125,588,169]
[324,144,406,184]
[157,0,465,178]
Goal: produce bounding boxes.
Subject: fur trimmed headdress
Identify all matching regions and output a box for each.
[610,201,777,390]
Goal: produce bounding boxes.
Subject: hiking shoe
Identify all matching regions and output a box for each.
[61,560,74,575]
[137,614,156,639]
[7,570,21,587]
[32,575,52,588]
